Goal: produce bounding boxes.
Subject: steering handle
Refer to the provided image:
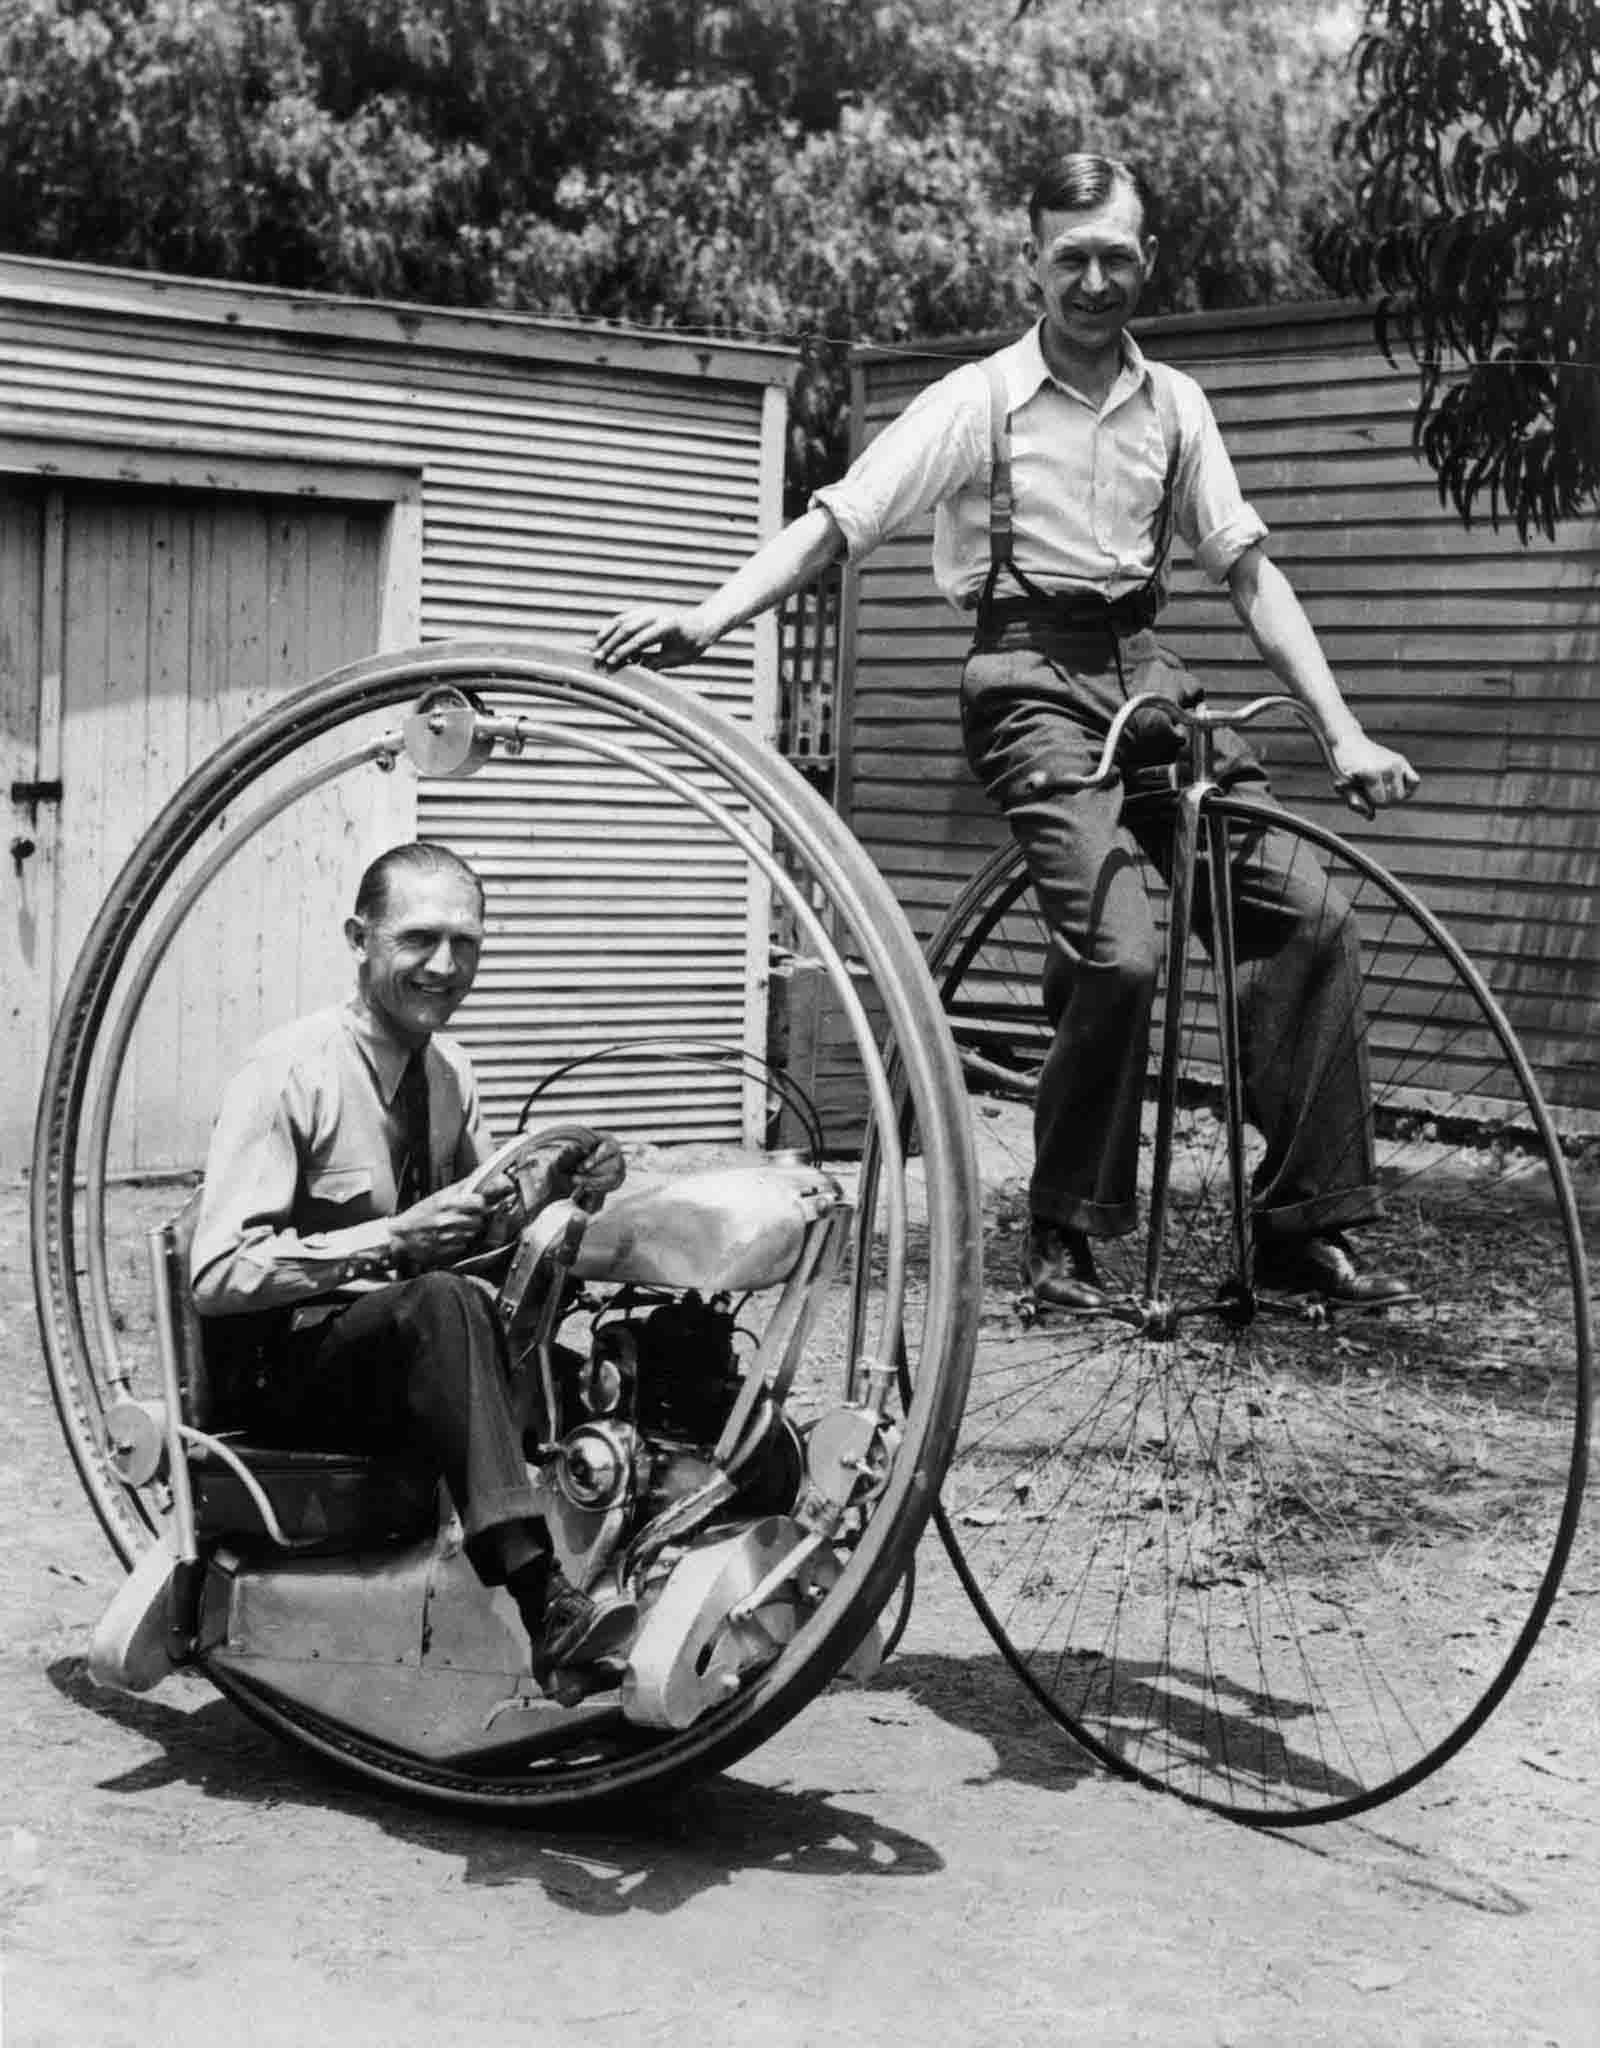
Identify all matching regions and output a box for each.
[460,1121,605,1197]
[1031,691,1377,817]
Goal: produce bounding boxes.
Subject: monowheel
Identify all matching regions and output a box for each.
[870,765,1591,1826]
[32,639,981,1817]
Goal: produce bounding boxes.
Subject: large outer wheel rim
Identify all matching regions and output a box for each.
[921,800,1590,1826]
[32,639,982,1814]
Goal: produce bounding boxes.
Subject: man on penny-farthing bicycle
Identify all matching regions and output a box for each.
[188,841,639,1689]
[597,150,1421,1316]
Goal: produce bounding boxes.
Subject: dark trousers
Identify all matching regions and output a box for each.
[960,616,1380,1241]
[213,1272,543,1583]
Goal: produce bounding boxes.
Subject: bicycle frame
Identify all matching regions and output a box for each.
[1034,691,1361,1334]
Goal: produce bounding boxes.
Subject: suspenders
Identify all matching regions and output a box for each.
[979,354,1183,619]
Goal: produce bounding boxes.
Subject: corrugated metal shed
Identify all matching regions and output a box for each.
[0,257,791,1170]
[827,300,1600,1130]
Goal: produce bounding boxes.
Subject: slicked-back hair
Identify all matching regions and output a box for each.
[353,842,486,924]
[1028,154,1148,235]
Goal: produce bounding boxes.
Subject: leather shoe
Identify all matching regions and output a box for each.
[530,1571,638,1688]
[1255,1230,1415,1308]
[1022,1220,1109,1312]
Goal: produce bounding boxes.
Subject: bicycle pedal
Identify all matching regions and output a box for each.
[1015,1288,1117,1325]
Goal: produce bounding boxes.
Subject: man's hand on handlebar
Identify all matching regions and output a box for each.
[551,1131,626,1207]
[388,1183,491,1272]
[385,1132,624,1272]
[593,606,714,673]
[1330,732,1420,812]
[471,1130,626,1230]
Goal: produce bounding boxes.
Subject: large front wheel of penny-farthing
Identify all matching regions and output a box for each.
[882,805,1590,1826]
[31,639,981,1817]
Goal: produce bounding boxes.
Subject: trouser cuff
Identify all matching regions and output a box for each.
[1028,1191,1138,1238]
[1254,1187,1384,1241]
[461,1481,546,1584]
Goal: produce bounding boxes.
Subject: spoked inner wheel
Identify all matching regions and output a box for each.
[914,803,1590,1826]
[32,640,981,1816]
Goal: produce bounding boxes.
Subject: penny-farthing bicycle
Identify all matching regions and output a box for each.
[856,690,1591,1827]
[32,641,981,1817]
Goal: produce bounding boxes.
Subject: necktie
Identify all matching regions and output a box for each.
[394,1050,431,1211]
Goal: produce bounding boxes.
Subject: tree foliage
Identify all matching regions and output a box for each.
[0,0,1357,502]
[1316,0,1600,539]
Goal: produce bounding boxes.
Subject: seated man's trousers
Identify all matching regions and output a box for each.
[212,1270,542,1582]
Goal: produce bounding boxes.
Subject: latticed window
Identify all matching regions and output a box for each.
[776,565,841,801]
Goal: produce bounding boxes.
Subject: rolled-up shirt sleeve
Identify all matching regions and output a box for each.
[811,362,988,561]
[190,1057,394,1316]
[1170,379,1269,584]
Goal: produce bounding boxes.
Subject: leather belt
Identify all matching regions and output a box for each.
[975,590,1159,634]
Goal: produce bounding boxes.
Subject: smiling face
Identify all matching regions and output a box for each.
[1025,183,1156,376]
[345,866,485,1048]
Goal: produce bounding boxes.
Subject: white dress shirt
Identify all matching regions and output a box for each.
[812,324,1267,609]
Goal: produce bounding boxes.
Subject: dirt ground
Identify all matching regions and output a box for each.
[3,1169,1599,2048]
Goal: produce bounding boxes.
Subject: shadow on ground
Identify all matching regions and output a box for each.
[874,1651,1534,1917]
[46,1655,944,1914]
[868,1648,1100,1795]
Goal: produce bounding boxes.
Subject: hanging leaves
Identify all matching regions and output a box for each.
[1315,0,1600,542]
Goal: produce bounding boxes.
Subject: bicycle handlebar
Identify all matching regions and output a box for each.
[1035,692,1378,821]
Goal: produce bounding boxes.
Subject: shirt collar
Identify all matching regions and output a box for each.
[344,999,424,1106]
[1009,320,1152,413]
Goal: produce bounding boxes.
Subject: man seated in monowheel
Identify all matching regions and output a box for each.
[188,840,639,1692]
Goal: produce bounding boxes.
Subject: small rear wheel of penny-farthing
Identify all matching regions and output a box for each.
[863,816,1590,1826]
[32,640,981,1816]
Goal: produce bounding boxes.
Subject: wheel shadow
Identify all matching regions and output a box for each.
[45,1656,944,1914]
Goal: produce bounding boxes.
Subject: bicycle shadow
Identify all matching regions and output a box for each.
[869,1648,1101,1795]
[877,1649,1531,1917]
[46,1655,945,1915]
[878,1644,1367,1808]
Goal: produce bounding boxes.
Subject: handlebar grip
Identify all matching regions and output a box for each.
[1333,778,1377,822]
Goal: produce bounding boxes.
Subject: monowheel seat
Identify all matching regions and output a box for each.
[186,1437,441,1551]
[159,1194,438,1551]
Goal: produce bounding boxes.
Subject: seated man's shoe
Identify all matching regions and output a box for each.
[1022,1220,1109,1313]
[1255,1230,1416,1308]
[530,1570,638,1690]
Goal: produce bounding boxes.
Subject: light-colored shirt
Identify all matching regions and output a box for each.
[812,324,1268,610]
[191,1000,491,1315]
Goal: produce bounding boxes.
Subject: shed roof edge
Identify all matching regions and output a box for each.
[0,253,796,388]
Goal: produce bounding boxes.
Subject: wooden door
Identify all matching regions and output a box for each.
[3,478,402,1174]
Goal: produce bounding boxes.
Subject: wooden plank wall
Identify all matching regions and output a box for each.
[56,490,389,1173]
[816,301,1600,1137]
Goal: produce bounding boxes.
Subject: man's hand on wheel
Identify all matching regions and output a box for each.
[389,1184,489,1271]
[592,606,714,673]
[1330,733,1420,812]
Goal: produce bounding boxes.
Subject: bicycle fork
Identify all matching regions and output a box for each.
[1141,746,1253,1334]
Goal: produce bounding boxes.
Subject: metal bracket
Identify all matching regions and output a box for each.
[10,777,63,822]
[401,687,494,779]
